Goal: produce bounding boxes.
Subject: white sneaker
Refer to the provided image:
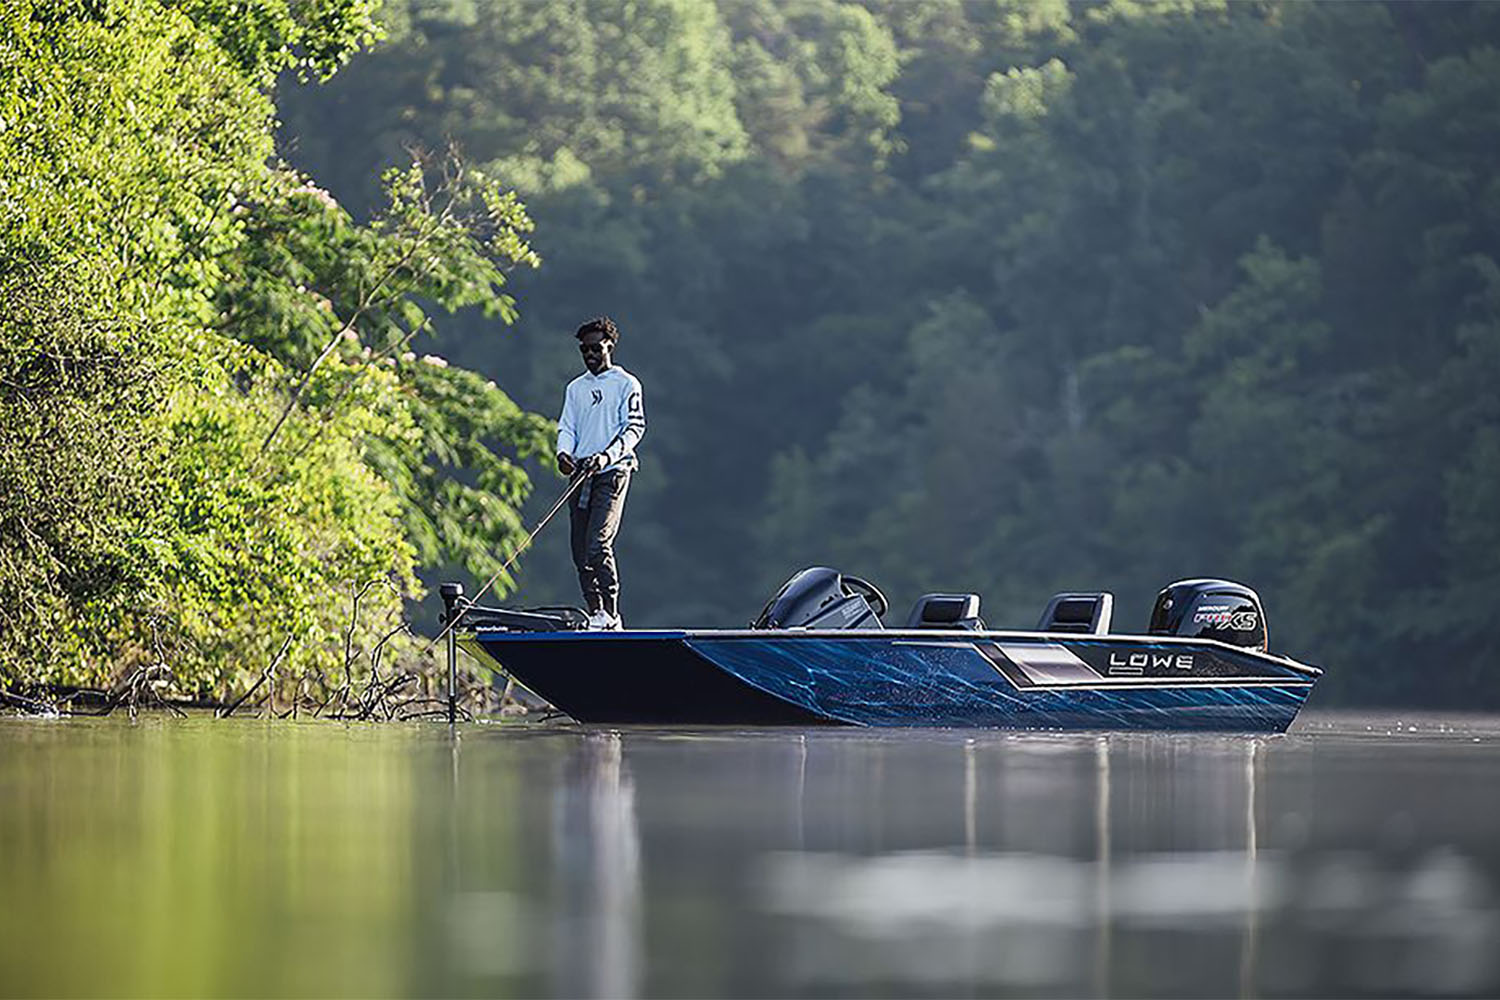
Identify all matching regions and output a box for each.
[587,611,622,630]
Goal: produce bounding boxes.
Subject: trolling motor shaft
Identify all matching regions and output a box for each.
[440,583,465,724]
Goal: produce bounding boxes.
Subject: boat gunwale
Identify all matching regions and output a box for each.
[461,627,1323,679]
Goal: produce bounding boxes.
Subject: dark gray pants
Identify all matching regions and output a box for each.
[569,469,631,617]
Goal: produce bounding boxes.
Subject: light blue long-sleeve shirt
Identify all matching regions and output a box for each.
[556,366,646,473]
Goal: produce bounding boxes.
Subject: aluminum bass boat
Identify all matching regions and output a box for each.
[444,569,1321,732]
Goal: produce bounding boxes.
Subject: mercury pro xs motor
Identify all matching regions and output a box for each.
[1148,578,1268,651]
[752,567,888,630]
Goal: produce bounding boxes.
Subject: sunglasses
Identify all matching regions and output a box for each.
[579,342,610,355]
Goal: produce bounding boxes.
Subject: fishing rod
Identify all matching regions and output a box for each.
[437,426,630,648]
[432,434,629,722]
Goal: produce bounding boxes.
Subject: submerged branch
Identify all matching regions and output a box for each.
[217,635,292,719]
[0,688,58,716]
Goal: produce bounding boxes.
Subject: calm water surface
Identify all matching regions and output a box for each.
[1,711,1497,997]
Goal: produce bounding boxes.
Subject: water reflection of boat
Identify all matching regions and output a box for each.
[447,568,1321,732]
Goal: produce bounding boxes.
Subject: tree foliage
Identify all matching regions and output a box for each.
[0,0,547,698]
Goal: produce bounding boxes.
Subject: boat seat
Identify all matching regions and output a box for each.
[906,593,984,630]
[1037,592,1113,634]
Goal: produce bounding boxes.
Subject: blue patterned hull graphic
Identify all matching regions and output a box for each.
[683,636,1313,732]
[467,629,1318,730]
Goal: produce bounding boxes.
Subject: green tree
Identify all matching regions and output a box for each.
[1,0,549,701]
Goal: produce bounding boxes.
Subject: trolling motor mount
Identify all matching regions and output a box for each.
[439,582,587,632]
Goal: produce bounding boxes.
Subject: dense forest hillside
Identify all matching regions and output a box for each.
[282,0,1500,706]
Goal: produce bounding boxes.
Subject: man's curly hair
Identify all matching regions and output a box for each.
[575,316,619,342]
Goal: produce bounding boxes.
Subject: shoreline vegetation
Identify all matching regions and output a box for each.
[1,0,551,717]
[0,582,539,722]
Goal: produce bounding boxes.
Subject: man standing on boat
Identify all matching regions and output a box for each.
[556,316,646,630]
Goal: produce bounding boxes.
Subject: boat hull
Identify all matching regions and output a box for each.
[462,629,1319,731]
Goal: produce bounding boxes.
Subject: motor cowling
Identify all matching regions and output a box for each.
[752,567,882,630]
[1148,578,1268,651]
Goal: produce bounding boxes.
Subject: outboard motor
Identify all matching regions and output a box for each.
[752,567,886,630]
[1149,578,1268,651]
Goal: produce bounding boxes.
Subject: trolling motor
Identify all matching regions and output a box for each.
[439,584,464,723]
[440,583,587,633]
[437,582,588,723]
[1148,578,1268,651]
